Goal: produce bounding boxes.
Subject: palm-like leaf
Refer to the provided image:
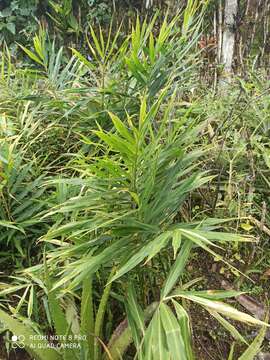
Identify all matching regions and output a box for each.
[40,92,211,289]
[0,142,46,264]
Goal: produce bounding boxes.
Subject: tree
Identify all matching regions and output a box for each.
[221,0,238,75]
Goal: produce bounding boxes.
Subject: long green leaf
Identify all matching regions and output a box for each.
[161,239,193,298]
[159,303,187,360]
[80,276,94,359]
[238,323,267,360]
[0,308,61,360]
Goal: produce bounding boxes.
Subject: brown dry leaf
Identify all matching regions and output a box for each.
[262,269,270,279]
[221,279,266,320]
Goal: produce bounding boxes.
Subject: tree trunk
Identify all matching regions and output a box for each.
[221,0,238,75]
[217,0,223,63]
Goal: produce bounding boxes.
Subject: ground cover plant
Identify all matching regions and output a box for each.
[1,1,270,359]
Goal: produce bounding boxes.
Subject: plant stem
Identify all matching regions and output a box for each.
[94,268,115,360]
[81,276,95,359]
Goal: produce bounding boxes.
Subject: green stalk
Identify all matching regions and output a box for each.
[81,276,95,359]
[105,302,158,360]
[101,62,105,110]
[94,268,115,360]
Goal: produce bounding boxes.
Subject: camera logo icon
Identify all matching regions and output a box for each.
[11,335,25,349]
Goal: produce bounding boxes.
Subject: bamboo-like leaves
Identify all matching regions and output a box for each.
[142,302,190,360]
[209,311,248,345]
[110,232,172,283]
[110,225,251,286]
[159,303,186,360]
[238,321,267,360]
[161,240,193,298]
[166,292,269,328]
[125,284,146,351]
[172,300,194,360]
[0,308,61,360]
